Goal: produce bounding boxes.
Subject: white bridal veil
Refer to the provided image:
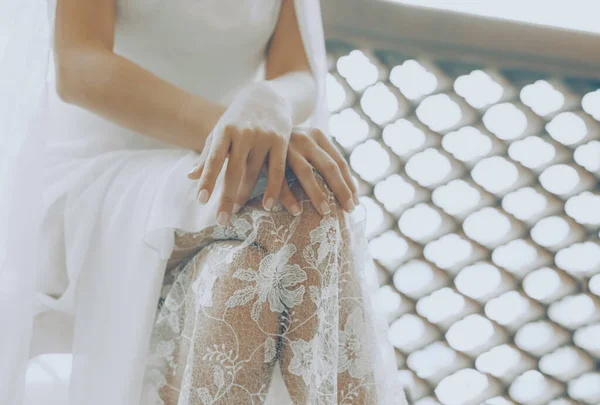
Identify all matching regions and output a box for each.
[0,0,50,403]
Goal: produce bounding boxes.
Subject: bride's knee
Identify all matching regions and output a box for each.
[289,179,348,229]
[239,176,349,254]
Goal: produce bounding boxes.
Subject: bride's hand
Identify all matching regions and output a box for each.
[187,81,293,226]
[231,128,359,217]
[279,128,359,216]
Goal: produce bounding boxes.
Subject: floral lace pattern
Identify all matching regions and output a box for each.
[142,178,402,404]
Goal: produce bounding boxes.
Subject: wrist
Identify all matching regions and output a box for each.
[260,80,294,117]
[179,94,227,151]
[264,71,316,126]
[261,80,294,122]
[238,80,294,135]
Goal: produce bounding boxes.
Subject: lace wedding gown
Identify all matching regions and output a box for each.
[28,1,408,404]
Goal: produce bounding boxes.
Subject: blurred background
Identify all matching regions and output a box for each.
[19,0,600,404]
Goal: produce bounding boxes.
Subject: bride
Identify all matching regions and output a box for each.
[0,1,407,404]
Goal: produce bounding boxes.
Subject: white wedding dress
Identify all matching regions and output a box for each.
[21,1,408,404]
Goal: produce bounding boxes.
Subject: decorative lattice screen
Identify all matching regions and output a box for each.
[324,39,600,405]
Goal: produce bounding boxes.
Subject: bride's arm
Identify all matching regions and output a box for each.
[264,0,317,127]
[188,0,356,219]
[54,0,225,152]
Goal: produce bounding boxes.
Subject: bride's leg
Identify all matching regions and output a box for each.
[244,179,378,404]
[153,177,377,405]
[159,240,282,405]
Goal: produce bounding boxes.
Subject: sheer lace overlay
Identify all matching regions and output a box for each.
[142,177,401,404]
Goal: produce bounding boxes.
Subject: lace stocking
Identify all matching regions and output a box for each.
[143,178,380,405]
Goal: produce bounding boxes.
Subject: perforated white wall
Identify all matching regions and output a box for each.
[326,42,600,405]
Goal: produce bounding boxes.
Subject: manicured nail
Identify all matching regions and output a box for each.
[217,211,230,227]
[290,204,301,216]
[353,193,360,206]
[187,164,200,176]
[233,203,241,214]
[320,201,331,215]
[346,198,355,212]
[198,189,209,204]
[264,197,274,211]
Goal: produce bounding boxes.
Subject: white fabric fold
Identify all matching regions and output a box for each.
[0,0,50,403]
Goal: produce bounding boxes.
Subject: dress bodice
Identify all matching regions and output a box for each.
[114,0,281,103]
[45,0,282,149]
[46,0,280,103]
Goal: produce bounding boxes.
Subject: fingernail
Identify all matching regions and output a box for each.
[217,211,230,227]
[187,164,199,176]
[346,198,355,212]
[198,189,209,204]
[320,201,331,215]
[264,197,274,211]
[290,204,301,216]
[353,193,360,206]
[233,203,241,214]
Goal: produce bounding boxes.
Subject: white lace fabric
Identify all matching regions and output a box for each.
[144,178,406,404]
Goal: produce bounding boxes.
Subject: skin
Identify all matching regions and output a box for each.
[54,0,358,226]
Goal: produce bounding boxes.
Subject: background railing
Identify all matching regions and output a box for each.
[321,1,600,404]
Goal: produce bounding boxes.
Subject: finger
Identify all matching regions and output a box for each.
[279,180,301,217]
[187,160,205,180]
[289,152,330,216]
[314,133,359,205]
[187,135,212,179]
[217,138,250,226]
[263,137,287,211]
[234,149,268,213]
[307,148,355,213]
[196,128,232,204]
